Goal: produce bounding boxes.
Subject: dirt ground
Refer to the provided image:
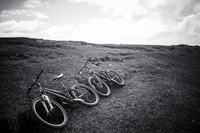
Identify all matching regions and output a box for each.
[0,38,200,133]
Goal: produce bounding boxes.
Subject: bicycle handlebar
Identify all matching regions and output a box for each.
[78,57,91,75]
[36,70,44,81]
[27,70,44,94]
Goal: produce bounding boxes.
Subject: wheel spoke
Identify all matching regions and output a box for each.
[70,84,99,105]
[108,70,124,86]
[33,98,67,127]
[111,75,118,80]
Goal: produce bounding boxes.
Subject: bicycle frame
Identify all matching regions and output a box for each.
[78,58,112,83]
[31,82,82,114]
[28,69,98,107]
[35,80,82,103]
[28,69,100,123]
[92,70,111,82]
[41,87,73,102]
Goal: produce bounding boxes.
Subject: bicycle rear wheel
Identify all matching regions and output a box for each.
[31,97,68,129]
[70,84,99,106]
[88,75,111,97]
[107,70,125,86]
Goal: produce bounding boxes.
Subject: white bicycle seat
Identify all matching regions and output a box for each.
[53,73,64,80]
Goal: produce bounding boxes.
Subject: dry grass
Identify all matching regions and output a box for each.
[1,38,200,133]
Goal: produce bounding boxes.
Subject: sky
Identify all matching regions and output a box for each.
[0,0,200,45]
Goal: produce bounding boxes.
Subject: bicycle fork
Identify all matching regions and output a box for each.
[41,94,53,114]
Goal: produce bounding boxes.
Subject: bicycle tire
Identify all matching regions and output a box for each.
[107,70,125,86]
[88,75,111,97]
[31,97,68,129]
[70,84,99,106]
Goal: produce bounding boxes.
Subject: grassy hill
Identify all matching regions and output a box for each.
[0,38,200,133]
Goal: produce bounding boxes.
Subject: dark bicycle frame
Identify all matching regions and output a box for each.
[78,57,115,85]
[37,84,78,103]
[27,71,84,104]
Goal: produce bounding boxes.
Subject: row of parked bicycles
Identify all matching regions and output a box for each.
[27,57,125,128]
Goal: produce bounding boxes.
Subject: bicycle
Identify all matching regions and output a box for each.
[27,70,99,128]
[78,57,125,97]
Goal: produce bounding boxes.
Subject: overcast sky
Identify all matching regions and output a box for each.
[0,0,200,45]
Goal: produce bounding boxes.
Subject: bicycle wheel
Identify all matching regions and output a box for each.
[31,97,68,129]
[88,75,111,97]
[107,70,125,86]
[70,84,99,106]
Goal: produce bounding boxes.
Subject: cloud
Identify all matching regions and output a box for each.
[65,0,168,43]
[23,0,50,9]
[163,1,200,44]
[0,0,199,45]
[43,25,74,40]
[69,0,192,21]
[0,9,49,19]
[0,20,75,40]
[68,16,169,44]
[0,20,49,37]
[68,0,141,18]
[66,0,200,44]
[194,2,200,13]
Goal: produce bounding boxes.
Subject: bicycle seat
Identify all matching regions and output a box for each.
[53,73,64,80]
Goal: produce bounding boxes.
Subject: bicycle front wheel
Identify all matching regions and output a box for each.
[88,75,111,97]
[31,97,68,129]
[70,84,99,106]
[107,70,125,86]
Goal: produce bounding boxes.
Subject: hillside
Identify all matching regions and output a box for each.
[0,38,200,133]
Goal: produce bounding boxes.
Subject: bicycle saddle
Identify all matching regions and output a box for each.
[53,73,64,80]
